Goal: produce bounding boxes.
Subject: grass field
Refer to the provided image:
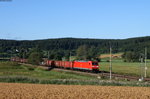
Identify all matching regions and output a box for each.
[0,61,150,86]
[0,61,95,80]
[0,83,150,99]
[100,58,150,77]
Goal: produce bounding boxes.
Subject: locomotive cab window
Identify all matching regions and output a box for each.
[92,62,98,65]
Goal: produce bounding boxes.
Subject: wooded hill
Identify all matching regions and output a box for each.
[0,36,150,59]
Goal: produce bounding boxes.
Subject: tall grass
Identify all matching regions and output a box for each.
[0,76,150,87]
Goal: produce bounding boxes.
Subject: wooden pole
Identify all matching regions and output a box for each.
[110,46,112,80]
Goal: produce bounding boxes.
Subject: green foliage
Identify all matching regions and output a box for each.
[1,36,150,59]
[76,45,100,60]
[147,49,150,59]
[122,51,140,62]
[28,52,43,65]
[18,49,28,58]
[50,50,64,60]
[76,45,88,60]
[0,76,150,87]
[0,76,39,83]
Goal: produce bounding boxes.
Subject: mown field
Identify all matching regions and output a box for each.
[100,58,150,77]
[0,83,150,99]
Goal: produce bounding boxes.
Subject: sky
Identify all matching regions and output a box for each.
[0,0,150,40]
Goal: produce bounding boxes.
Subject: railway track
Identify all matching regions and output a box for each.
[53,68,150,81]
[21,63,150,82]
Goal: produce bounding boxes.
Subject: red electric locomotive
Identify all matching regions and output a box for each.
[73,60,99,71]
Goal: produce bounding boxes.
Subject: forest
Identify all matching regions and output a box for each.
[0,36,150,61]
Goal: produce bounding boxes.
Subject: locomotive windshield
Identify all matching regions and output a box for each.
[92,62,98,65]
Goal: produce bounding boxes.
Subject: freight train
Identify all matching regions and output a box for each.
[45,60,99,71]
[10,57,99,72]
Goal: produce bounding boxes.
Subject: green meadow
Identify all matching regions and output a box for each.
[0,61,95,80]
[0,61,150,86]
[100,58,150,77]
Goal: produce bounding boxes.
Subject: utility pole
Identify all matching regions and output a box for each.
[144,47,147,78]
[109,46,112,80]
[140,54,144,81]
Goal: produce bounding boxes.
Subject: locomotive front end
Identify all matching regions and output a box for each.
[91,61,99,71]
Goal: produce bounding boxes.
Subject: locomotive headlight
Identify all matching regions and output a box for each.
[92,66,99,67]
